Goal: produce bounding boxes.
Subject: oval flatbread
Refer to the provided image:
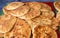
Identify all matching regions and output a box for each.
[54,2,60,11]
[5,2,24,10]
[33,25,57,38]
[3,5,30,17]
[0,14,16,33]
[4,18,31,38]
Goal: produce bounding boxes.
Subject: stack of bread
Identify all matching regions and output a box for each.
[0,2,59,38]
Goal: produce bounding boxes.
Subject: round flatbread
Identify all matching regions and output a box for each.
[0,14,16,33]
[40,3,52,11]
[40,11,54,19]
[4,18,31,38]
[20,8,40,20]
[3,5,30,17]
[5,2,24,10]
[33,25,57,38]
[54,2,60,11]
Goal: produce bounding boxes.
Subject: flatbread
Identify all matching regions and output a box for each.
[5,2,24,10]
[0,14,16,33]
[4,18,31,38]
[33,25,57,38]
[3,5,30,17]
[54,2,60,11]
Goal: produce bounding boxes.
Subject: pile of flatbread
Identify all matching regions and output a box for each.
[0,2,60,38]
